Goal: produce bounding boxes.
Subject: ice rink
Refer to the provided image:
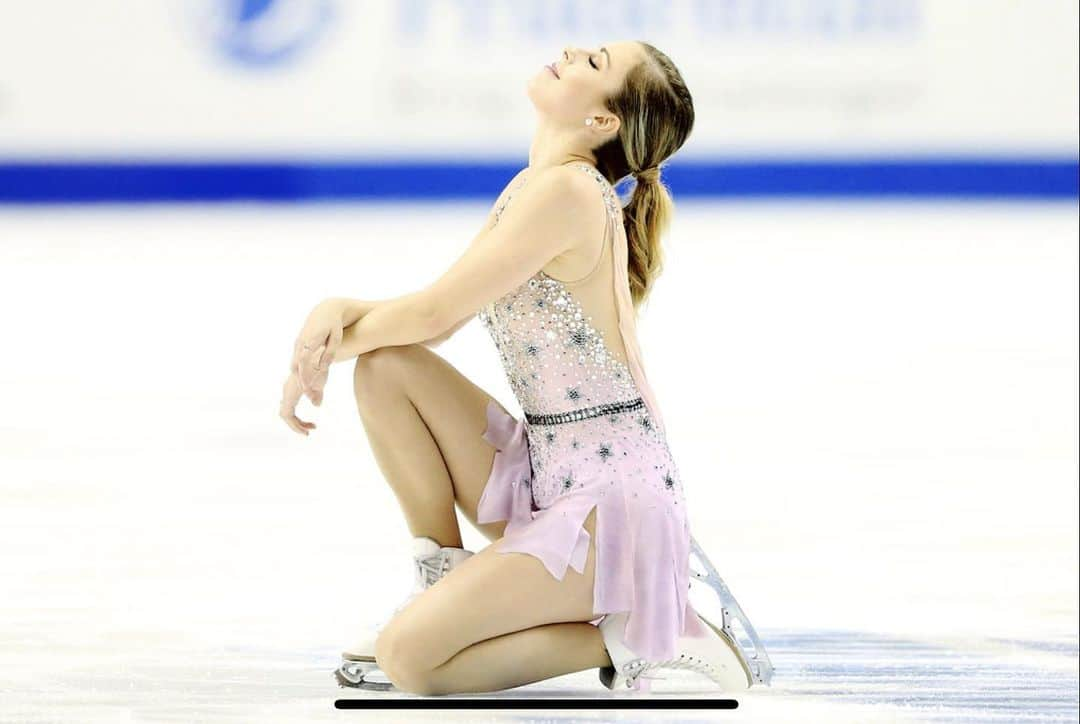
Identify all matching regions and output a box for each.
[1,199,1077,723]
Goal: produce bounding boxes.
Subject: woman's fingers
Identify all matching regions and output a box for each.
[321,324,343,369]
[279,373,317,436]
[292,335,312,376]
[294,334,329,388]
[309,344,330,405]
[279,375,307,435]
[297,343,323,396]
[314,329,342,403]
[296,344,314,391]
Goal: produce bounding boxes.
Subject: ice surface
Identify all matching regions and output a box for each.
[1,199,1076,722]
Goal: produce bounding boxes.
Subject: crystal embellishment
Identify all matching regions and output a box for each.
[478,161,679,507]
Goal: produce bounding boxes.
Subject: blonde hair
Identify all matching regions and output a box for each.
[593,41,695,311]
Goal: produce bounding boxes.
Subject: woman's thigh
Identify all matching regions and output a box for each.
[353,343,512,542]
[376,506,600,684]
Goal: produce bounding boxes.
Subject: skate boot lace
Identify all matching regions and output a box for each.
[415,551,450,588]
[387,552,451,619]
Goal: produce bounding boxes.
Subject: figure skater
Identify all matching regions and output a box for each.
[279,40,774,696]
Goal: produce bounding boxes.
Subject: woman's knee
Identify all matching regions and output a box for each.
[374,625,442,696]
[353,345,420,398]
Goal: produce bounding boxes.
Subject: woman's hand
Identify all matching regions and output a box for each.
[291,299,346,405]
[279,369,317,436]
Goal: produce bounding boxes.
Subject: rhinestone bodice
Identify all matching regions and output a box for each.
[477,164,643,418]
[479,270,644,416]
[478,163,681,507]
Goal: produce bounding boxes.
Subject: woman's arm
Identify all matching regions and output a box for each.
[332,164,594,363]
[338,297,382,326]
[340,295,460,348]
[418,312,474,349]
[327,171,526,335]
[336,304,473,353]
[331,290,442,363]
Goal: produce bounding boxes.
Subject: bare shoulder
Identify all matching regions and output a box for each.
[507,165,598,222]
[537,163,601,199]
[488,165,597,219]
[473,165,603,272]
[484,167,529,224]
[534,165,610,266]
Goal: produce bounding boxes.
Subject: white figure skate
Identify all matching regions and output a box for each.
[597,534,774,691]
[598,609,752,692]
[334,536,474,690]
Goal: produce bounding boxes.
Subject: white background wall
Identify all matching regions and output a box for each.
[0,0,1076,158]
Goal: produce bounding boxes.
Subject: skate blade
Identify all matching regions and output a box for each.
[688,535,775,686]
[334,662,395,692]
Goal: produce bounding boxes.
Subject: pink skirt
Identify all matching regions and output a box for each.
[475,400,709,686]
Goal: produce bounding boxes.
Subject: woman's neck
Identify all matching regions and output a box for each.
[527,118,596,172]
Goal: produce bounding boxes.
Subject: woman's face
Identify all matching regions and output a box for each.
[527,40,644,134]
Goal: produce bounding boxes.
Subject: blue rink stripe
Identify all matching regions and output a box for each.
[0,157,1076,202]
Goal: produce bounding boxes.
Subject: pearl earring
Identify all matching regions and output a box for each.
[584,118,594,126]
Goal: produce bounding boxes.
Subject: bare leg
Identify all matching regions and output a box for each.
[352,344,511,547]
[418,622,611,695]
[377,507,612,696]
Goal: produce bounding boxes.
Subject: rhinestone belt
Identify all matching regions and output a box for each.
[524,397,645,426]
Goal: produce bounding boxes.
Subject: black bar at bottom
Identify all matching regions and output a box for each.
[334,698,738,710]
